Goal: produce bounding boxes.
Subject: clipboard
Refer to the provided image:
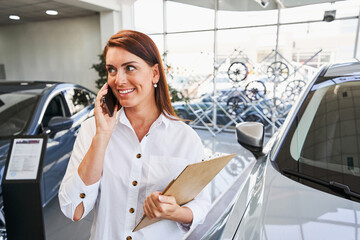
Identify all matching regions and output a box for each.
[133,153,236,232]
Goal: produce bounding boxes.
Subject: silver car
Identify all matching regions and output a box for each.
[187,61,360,240]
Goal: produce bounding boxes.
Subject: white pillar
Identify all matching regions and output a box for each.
[100,10,121,48]
[120,3,134,30]
[56,0,134,49]
[99,3,134,49]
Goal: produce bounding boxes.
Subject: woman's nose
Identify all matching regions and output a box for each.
[115,70,127,85]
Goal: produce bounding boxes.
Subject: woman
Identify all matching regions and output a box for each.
[59,30,211,240]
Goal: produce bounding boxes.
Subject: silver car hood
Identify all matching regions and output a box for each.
[230,158,360,240]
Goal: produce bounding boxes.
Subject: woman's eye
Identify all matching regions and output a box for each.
[107,68,116,75]
[126,65,136,71]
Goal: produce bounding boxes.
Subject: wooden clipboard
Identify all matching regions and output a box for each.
[133,153,236,232]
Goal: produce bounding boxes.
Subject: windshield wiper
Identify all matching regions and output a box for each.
[282,168,360,200]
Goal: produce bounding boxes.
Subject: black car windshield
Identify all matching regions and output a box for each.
[0,93,38,137]
[274,79,360,202]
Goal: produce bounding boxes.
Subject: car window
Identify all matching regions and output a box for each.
[41,94,66,128]
[289,87,328,160]
[275,80,360,202]
[293,82,360,176]
[63,88,94,116]
[0,93,38,137]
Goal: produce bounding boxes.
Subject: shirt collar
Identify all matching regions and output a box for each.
[117,107,131,128]
[117,107,170,129]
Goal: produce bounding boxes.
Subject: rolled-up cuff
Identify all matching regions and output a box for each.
[62,171,100,221]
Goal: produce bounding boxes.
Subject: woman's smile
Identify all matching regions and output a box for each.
[118,88,136,96]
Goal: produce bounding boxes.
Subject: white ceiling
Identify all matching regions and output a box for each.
[0,0,98,26]
[169,0,339,11]
[0,0,342,26]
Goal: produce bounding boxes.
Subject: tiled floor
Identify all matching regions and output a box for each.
[43,128,255,240]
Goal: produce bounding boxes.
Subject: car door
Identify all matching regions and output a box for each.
[40,93,70,204]
[41,87,95,205]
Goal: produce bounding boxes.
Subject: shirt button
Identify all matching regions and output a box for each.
[126,236,132,240]
[129,208,135,213]
[145,133,149,137]
[80,193,86,199]
[136,153,141,159]
[132,181,138,186]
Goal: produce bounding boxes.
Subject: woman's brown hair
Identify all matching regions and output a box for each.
[103,30,176,119]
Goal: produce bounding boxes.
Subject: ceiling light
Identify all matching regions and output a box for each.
[46,10,58,15]
[9,15,20,20]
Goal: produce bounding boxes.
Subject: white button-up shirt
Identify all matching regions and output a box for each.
[59,108,211,240]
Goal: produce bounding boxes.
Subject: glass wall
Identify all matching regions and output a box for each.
[166,1,214,32]
[134,0,360,97]
[133,0,360,204]
[134,0,163,33]
[217,7,278,28]
[166,31,214,98]
[279,1,360,66]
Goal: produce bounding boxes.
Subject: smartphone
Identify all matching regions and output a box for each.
[102,84,118,117]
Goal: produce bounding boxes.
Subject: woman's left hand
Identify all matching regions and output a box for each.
[143,191,193,224]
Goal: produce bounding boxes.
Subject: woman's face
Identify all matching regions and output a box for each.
[105,47,159,110]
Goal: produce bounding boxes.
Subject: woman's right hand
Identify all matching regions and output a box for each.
[94,83,119,138]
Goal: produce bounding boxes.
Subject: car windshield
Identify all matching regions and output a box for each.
[274,78,360,202]
[0,93,38,137]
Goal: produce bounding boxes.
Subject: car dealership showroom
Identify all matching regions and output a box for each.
[0,0,360,239]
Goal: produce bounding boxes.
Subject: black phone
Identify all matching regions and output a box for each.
[102,84,118,117]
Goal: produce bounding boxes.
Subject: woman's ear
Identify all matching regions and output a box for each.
[152,64,160,84]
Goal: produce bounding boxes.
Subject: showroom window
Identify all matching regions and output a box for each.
[218,6,278,28]
[134,0,360,127]
[166,1,214,32]
[166,31,214,98]
[133,0,360,204]
[134,0,360,94]
[133,0,360,138]
[134,0,163,34]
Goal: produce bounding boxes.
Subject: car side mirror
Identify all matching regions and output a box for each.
[236,122,264,158]
[47,116,73,133]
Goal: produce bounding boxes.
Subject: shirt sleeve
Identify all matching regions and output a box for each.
[58,118,100,221]
[176,130,212,232]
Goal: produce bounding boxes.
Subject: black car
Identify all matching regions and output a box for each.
[0,81,95,233]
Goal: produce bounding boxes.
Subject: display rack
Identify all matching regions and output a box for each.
[180,48,322,136]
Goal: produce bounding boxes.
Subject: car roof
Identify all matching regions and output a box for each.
[0,81,84,95]
[314,61,360,85]
[0,81,59,94]
[324,61,360,77]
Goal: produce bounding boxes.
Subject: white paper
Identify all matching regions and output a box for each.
[6,138,43,180]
